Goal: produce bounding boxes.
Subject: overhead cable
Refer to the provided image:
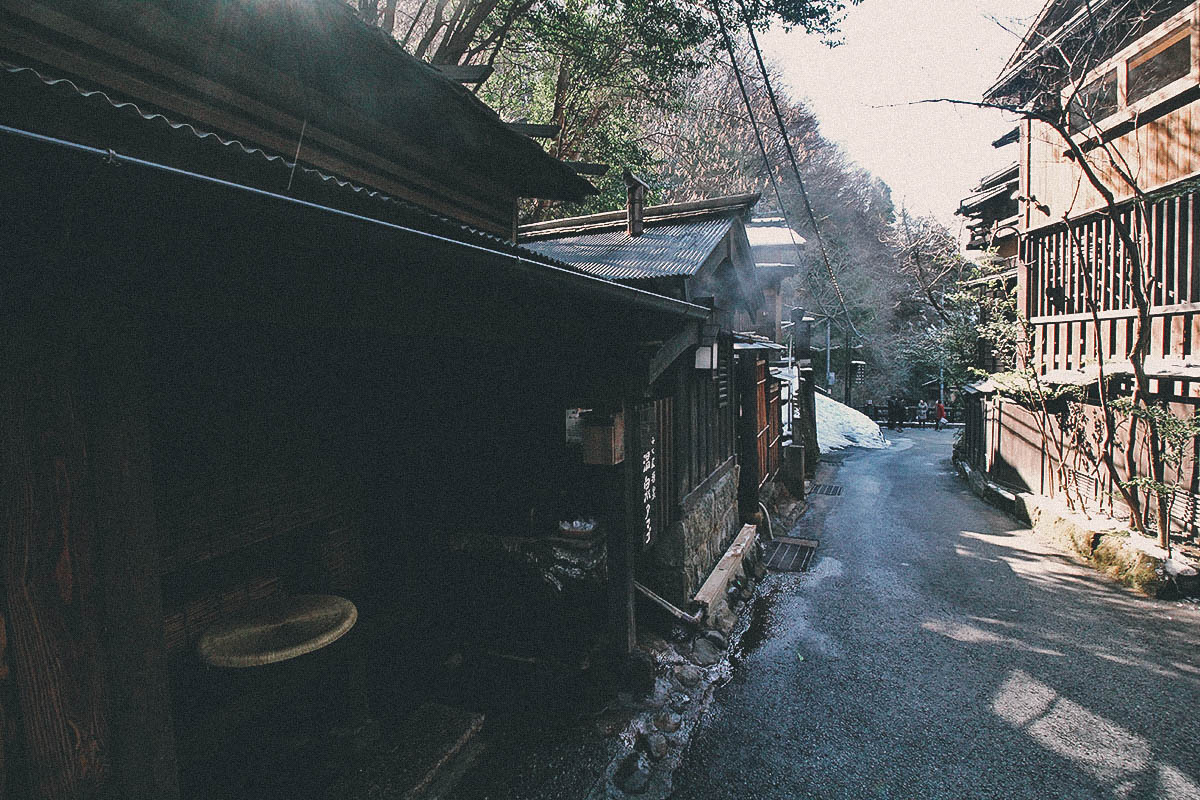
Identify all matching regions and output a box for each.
[717,1,862,341]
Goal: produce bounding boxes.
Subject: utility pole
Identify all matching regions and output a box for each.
[825,318,833,389]
[843,329,852,406]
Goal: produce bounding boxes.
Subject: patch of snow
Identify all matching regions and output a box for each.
[816,392,887,453]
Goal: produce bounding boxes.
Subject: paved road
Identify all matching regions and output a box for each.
[672,429,1200,800]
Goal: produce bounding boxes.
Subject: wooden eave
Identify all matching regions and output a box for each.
[0,0,594,234]
[987,0,1191,102]
[685,219,764,318]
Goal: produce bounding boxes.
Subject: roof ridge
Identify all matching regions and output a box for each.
[520,192,760,236]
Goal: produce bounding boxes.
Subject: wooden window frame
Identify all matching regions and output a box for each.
[1063,3,1200,138]
[1125,24,1195,109]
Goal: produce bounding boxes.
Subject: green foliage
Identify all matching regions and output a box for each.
[376,0,865,218]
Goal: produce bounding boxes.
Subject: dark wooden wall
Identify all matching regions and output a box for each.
[655,337,736,523]
[2,318,179,800]
[0,128,682,798]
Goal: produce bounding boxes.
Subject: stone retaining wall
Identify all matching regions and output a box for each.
[642,464,741,606]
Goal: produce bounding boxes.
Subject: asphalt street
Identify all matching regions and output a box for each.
[672,428,1200,800]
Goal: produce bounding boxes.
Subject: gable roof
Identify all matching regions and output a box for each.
[745,220,806,248]
[518,194,760,280]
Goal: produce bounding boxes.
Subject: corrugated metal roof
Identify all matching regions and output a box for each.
[0,61,558,253]
[522,217,735,280]
[17,0,594,200]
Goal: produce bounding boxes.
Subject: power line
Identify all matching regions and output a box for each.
[709,15,801,276]
[716,0,862,341]
[710,14,839,328]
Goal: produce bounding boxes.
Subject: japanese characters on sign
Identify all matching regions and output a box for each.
[642,434,657,546]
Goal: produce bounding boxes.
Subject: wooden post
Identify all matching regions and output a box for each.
[1,314,179,799]
[607,398,638,656]
[607,353,657,658]
[2,325,110,799]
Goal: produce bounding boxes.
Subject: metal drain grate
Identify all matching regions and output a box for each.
[763,537,818,572]
[808,483,844,496]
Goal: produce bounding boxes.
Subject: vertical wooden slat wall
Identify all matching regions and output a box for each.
[1024,187,1200,376]
[1005,181,1200,539]
[653,397,673,539]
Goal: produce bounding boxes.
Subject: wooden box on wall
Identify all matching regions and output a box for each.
[582,411,625,465]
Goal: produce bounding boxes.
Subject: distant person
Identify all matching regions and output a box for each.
[917,399,928,428]
[895,398,905,432]
[885,397,896,430]
[935,400,947,430]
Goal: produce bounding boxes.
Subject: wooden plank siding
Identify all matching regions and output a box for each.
[2,334,111,800]
[660,339,735,523]
[979,395,1199,539]
[1023,186,1200,384]
[1023,3,1200,229]
[756,360,769,488]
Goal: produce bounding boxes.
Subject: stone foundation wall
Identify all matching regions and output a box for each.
[642,464,741,606]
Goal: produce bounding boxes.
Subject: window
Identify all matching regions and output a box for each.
[1062,14,1198,138]
[1068,71,1118,132]
[1127,29,1192,104]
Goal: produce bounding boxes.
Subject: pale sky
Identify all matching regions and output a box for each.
[762,0,1048,230]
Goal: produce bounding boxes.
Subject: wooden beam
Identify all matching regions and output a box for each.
[431,64,493,84]
[610,399,639,656]
[2,327,110,799]
[506,123,560,138]
[646,322,699,385]
[565,161,609,177]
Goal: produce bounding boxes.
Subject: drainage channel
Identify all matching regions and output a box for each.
[762,537,818,572]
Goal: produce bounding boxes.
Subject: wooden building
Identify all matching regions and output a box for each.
[745,219,819,478]
[962,0,1200,538]
[959,150,1020,375]
[744,217,806,342]
[0,1,717,797]
[521,192,784,604]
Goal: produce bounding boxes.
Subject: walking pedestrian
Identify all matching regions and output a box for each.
[917,399,928,429]
[935,400,947,430]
